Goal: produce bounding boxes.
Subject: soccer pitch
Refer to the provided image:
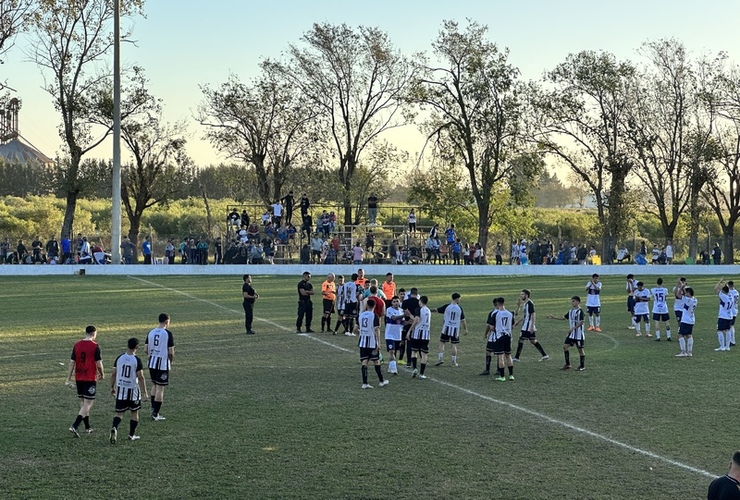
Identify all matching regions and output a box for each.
[0,273,733,499]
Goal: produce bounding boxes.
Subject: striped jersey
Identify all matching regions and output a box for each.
[651,287,669,314]
[411,306,432,340]
[633,289,651,315]
[487,309,513,342]
[718,291,733,320]
[520,300,535,332]
[357,311,379,348]
[585,281,601,307]
[681,296,698,325]
[146,327,174,370]
[336,283,346,310]
[729,289,739,316]
[113,353,143,401]
[344,282,359,304]
[565,307,585,340]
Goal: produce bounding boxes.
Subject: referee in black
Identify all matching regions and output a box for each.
[242,274,259,334]
[297,271,315,333]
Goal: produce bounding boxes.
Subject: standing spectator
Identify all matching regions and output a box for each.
[707,450,740,500]
[145,313,175,421]
[187,238,197,265]
[76,233,85,258]
[451,238,462,265]
[0,237,9,263]
[141,236,152,265]
[301,214,313,240]
[367,194,378,225]
[31,236,44,263]
[214,239,223,265]
[108,337,148,444]
[319,211,331,238]
[424,235,435,264]
[240,210,250,228]
[352,242,364,265]
[474,242,484,265]
[365,230,375,253]
[46,236,59,262]
[228,208,240,230]
[65,325,104,437]
[281,191,295,225]
[197,239,209,265]
[164,240,175,265]
[445,224,456,245]
[495,242,503,265]
[300,244,310,264]
[389,239,398,265]
[712,242,722,265]
[408,209,417,233]
[179,238,188,264]
[242,274,258,335]
[261,235,275,264]
[311,233,324,264]
[300,193,310,218]
[271,200,284,227]
[665,240,674,264]
[120,236,135,265]
[429,224,439,239]
[296,271,315,333]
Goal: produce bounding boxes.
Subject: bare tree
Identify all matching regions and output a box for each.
[534,51,637,262]
[29,0,144,239]
[277,23,415,226]
[410,20,532,250]
[198,63,319,206]
[0,0,33,65]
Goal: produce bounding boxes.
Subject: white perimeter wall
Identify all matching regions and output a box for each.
[0,263,735,277]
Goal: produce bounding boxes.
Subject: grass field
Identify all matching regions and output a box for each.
[0,272,734,499]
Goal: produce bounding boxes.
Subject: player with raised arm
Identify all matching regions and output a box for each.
[651,278,672,341]
[513,290,549,362]
[434,293,468,367]
[356,300,388,389]
[728,280,738,347]
[585,274,602,332]
[713,278,734,352]
[548,296,586,371]
[409,296,432,379]
[675,287,697,358]
[633,282,651,337]
[673,277,687,324]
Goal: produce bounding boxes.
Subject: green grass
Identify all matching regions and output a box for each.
[0,273,733,499]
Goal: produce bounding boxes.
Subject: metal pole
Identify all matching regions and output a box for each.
[111,0,122,264]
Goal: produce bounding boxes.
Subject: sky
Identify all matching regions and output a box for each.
[2,0,740,167]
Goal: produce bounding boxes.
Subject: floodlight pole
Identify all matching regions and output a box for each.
[111,0,122,265]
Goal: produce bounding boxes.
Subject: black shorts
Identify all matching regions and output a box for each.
[149,369,170,386]
[492,336,511,355]
[564,336,585,348]
[76,381,97,400]
[678,323,694,336]
[627,296,635,313]
[344,302,357,317]
[732,316,736,326]
[519,330,536,341]
[718,318,732,331]
[587,306,600,315]
[115,398,142,413]
[359,347,380,361]
[411,338,430,353]
[312,250,322,256]
[652,313,670,322]
[634,313,649,323]
[323,299,335,314]
[674,310,683,321]
[440,325,460,344]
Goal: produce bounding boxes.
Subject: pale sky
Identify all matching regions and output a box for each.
[3,0,740,167]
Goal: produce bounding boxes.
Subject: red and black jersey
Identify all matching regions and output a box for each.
[71,339,101,382]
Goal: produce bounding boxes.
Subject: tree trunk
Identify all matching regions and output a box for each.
[723,226,735,265]
[60,190,78,239]
[477,203,490,254]
[688,197,701,262]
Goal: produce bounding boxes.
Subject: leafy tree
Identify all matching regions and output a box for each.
[0,0,33,64]
[29,0,145,239]
[193,163,260,202]
[535,50,637,263]
[277,22,415,226]
[408,163,474,227]
[198,63,320,206]
[410,20,534,250]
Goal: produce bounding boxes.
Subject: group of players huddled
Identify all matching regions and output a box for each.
[313,270,738,389]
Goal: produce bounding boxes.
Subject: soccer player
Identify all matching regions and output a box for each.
[109,338,148,444]
[296,271,315,334]
[707,450,740,500]
[434,292,468,366]
[633,281,652,337]
[409,296,432,379]
[585,273,602,332]
[401,288,421,368]
[145,313,175,421]
[321,273,336,333]
[483,297,515,381]
[673,277,687,323]
[513,290,549,362]
[626,274,637,329]
[650,278,671,341]
[333,275,346,335]
[547,296,586,371]
[356,300,388,389]
[728,280,738,347]
[385,296,405,375]
[242,274,259,335]
[342,273,360,336]
[675,287,697,357]
[713,279,734,352]
[65,325,104,437]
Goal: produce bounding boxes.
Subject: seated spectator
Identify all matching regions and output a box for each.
[261,210,271,226]
[92,242,106,264]
[300,244,310,264]
[277,224,289,244]
[249,243,264,264]
[287,223,297,242]
[328,211,337,233]
[247,222,260,242]
[79,251,92,264]
[264,222,277,240]
[228,209,240,229]
[262,236,275,264]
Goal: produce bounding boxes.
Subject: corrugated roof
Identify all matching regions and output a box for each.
[0,138,54,165]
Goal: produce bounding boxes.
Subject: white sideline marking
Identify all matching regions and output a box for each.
[129,276,716,479]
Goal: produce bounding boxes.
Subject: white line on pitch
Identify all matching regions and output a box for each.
[129,276,716,479]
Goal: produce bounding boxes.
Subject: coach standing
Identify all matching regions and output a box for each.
[242,274,259,335]
[296,271,315,334]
